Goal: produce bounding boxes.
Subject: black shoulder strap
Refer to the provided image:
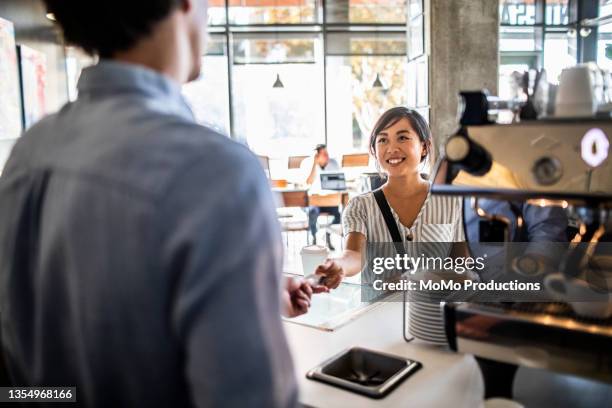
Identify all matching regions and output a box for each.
[373,189,404,254]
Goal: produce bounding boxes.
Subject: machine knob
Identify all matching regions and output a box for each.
[532,156,563,186]
[445,131,492,177]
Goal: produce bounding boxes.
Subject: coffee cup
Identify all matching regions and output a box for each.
[300,245,329,276]
[481,398,525,408]
[544,273,612,319]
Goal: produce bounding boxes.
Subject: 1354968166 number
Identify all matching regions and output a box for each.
[2,387,76,402]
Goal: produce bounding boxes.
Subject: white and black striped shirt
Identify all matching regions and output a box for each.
[342,186,465,244]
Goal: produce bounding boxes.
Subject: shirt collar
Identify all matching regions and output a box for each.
[77,60,194,121]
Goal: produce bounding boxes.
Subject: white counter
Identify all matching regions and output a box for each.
[283,301,484,408]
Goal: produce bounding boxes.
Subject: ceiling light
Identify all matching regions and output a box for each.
[273,73,284,88]
[372,73,385,89]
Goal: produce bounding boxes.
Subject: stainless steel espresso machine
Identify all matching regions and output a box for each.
[435,90,612,399]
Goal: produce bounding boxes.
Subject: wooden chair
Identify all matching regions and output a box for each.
[276,190,310,251]
[341,153,370,168]
[309,192,343,250]
[288,155,308,169]
[308,192,342,208]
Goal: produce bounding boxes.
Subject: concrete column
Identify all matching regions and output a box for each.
[429,0,499,148]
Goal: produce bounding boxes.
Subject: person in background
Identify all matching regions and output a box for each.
[314,107,465,288]
[300,144,341,245]
[0,1,323,407]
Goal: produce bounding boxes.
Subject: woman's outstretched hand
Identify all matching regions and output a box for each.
[314,259,345,289]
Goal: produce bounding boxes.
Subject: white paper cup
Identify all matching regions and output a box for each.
[482,398,525,408]
[300,245,329,276]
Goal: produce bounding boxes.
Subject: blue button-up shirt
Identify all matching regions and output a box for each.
[0,61,297,408]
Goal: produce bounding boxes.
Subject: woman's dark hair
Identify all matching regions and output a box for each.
[44,0,183,58]
[369,107,432,163]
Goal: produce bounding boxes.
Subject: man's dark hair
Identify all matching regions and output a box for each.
[314,144,327,153]
[44,0,184,58]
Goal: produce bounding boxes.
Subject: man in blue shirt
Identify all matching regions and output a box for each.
[0,1,319,406]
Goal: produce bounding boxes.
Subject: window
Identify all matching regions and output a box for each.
[326,55,407,152]
[546,0,570,25]
[407,1,427,119]
[228,0,318,25]
[326,0,407,24]
[208,0,227,25]
[233,35,316,64]
[498,0,579,99]
[182,35,230,134]
[500,26,542,52]
[500,0,538,25]
[182,1,414,159]
[597,1,612,70]
[544,30,577,83]
[325,31,408,152]
[231,34,325,156]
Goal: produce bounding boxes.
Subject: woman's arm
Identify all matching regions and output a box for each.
[315,232,366,288]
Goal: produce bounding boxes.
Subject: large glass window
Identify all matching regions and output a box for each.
[500,26,542,52]
[182,35,231,134]
[233,34,316,64]
[325,31,407,153]
[231,34,325,156]
[407,0,427,120]
[208,0,227,25]
[546,0,570,25]
[182,1,413,158]
[229,0,318,25]
[326,55,407,152]
[500,0,538,25]
[597,1,612,70]
[498,0,579,99]
[544,30,577,83]
[326,0,407,24]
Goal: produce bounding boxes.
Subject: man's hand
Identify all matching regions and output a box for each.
[314,259,345,289]
[282,277,329,318]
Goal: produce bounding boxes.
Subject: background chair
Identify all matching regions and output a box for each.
[341,153,370,168]
[257,155,271,178]
[276,190,310,265]
[288,155,308,169]
[309,192,343,250]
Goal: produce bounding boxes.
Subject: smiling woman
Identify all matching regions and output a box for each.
[312,107,466,288]
[369,106,432,178]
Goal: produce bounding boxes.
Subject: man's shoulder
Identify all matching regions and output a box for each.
[9,112,262,200]
[138,122,263,193]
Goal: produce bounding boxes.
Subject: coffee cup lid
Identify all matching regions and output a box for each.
[300,245,329,254]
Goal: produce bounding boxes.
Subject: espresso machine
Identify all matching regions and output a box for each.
[436,90,612,398]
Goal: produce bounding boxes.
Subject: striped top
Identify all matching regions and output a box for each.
[342,186,465,244]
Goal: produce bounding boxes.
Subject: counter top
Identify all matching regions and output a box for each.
[283,301,484,408]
